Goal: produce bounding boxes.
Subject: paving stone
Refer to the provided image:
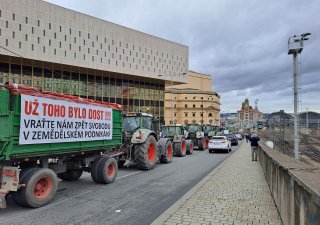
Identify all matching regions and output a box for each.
[160,142,283,225]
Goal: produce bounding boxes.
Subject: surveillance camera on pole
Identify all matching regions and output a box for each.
[288,33,311,160]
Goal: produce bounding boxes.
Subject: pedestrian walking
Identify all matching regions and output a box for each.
[249,133,260,161]
[245,133,251,143]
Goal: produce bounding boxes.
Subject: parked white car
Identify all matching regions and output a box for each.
[208,136,231,153]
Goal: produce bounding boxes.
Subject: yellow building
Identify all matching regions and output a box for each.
[164,71,220,125]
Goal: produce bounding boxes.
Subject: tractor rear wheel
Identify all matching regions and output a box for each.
[160,140,173,163]
[134,135,157,170]
[174,138,187,157]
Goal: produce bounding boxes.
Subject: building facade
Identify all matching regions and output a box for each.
[164,70,220,125]
[237,99,263,129]
[0,0,188,120]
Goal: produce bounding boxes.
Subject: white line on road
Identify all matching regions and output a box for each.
[0,171,143,224]
[0,189,94,225]
[116,171,143,180]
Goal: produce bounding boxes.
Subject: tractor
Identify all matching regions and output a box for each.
[203,124,219,148]
[119,112,172,170]
[160,124,193,157]
[185,124,206,150]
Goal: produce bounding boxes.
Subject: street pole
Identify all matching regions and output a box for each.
[293,52,299,159]
[288,33,311,160]
[170,75,173,124]
[306,108,309,135]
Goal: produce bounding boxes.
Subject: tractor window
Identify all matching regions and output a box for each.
[141,116,152,130]
[123,117,141,132]
[162,127,174,136]
[186,124,200,132]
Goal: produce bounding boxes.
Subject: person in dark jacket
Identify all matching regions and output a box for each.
[245,133,251,143]
[249,133,260,161]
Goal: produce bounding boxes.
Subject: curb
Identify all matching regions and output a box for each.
[151,141,247,225]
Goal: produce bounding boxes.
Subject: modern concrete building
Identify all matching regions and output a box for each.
[0,0,188,121]
[164,70,220,125]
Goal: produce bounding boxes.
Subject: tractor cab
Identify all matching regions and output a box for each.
[161,124,185,138]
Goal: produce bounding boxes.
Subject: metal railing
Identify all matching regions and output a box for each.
[259,118,320,163]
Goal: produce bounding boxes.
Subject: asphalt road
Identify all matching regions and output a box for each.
[0,141,242,225]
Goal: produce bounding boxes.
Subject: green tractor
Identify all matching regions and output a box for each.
[119,112,172,170]
[160,124,193,157]
[185,124,207,150]
[203,124,219,147]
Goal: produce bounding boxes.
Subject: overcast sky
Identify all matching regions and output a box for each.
[45,0,320,113]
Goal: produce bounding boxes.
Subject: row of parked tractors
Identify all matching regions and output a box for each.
[119,112,218,170]
[0,83,218,209]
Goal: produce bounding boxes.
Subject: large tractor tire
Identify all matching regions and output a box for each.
[174,138,187,157]
[12,167,39,206]
[15,168,58,208]
[96,157,118,184]
[160,140,173,164]
[134,135,157,170]
[90,157,104,183]
[197,137,206,150]
[186,141,194,155]
[57,169,83,181]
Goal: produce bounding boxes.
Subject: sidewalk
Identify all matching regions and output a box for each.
[152,141,283,225]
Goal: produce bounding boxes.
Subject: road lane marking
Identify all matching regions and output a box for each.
[0,190,94,225]
[116,171,143,180]
[1,171,143,224]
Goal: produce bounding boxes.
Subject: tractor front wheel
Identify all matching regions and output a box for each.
[134,135,157,170]
[160,140,173,163]
[174,138,187,157]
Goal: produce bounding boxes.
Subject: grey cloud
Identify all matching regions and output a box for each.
[45,0,320,113]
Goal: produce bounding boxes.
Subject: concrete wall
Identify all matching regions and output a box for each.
[0,0,188,82]
[258,141,320,225]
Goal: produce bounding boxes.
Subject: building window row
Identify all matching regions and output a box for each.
[0,60,165,116]
[0,12,187,68]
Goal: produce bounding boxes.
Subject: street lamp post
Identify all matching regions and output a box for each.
[158,72,186,125]
[288,32,311,160]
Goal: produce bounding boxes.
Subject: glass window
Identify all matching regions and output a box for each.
[33,67,43,89]
[43,68,53,91]
[70,72,79,96]
[22,66,32,86]
[0,62,8,83]
[53,69,62,93]
[103,76,109,102]
[11,64,21,84]
[96,75,103,98]
[62,71,70,94]
[88,75,95,99]
[79,73,87,98]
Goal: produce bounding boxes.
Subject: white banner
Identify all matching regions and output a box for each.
[19,94,113,145]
